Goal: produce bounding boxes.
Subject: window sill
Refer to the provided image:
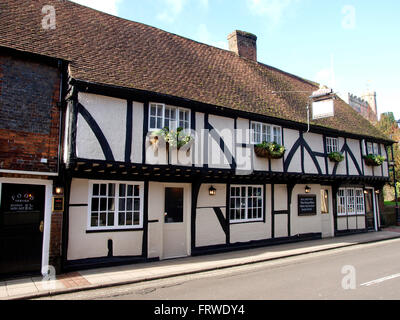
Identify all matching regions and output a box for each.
[230,219,264,225]
[86,227,143,234]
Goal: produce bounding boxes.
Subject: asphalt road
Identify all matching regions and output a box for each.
[38,238,400,300]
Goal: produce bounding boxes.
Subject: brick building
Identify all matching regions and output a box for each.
[0,47,67,276]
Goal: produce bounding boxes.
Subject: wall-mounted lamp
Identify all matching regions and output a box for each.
[305,186,311,194]
[209,186,217,196]
[364,190,368,194]
[375,190,380,195]
[54,186,64,195]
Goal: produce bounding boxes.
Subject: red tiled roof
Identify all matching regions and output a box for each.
[0,0,389,140]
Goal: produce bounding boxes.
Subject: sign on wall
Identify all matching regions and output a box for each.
[312,98,334,120]
[298,195,317,216]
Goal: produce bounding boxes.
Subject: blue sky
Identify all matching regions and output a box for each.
[71,0,400,120]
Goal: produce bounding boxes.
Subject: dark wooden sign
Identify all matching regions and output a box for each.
[298,195,317,216]
[52,196,64,212]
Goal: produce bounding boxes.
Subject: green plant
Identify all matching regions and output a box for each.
[363,154,386,166]
[254,141,286,159]
[328,151,345,163]
[151,127,193,149]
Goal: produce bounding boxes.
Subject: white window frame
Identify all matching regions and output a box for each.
[251,121,282,145]
[326,137,339,154]
[337,187,365,217]
[366,142,374,155]
[148,103,191,132]
[229,185,264,223]
[87,180,144,231]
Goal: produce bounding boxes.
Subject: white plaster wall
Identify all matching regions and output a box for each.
[194,112,205,167]
[67,180,143,260]
[284,129,301,173]
[274,214,288,238]
[304,132,324,153]
[131,101,144,164]
[290,184,323,235]
[304,152,318,174]
[76,113,105,160]
[358,216,366,229]
[382,144,389,177]
[230,222,267,243]
[337,217,347,231]
[208,115,234,169]
[196,208,226,247]
[274,184,288,211]
[196,184,226,247]
[77,92,127,162]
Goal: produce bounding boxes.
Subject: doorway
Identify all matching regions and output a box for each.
[162,185,189,259]
[365,188,377,231]
[0,183,45,276]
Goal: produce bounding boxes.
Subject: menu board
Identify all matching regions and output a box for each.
[1,184,45,225]
[298,195,317,216]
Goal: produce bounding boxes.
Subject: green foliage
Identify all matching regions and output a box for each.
[328,151,345,163]
[375,113,400,185]
[152,127,193,149]
[363,154,386,166]
[255,141,286,159]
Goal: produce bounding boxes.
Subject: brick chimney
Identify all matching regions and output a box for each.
[227,30,257,61]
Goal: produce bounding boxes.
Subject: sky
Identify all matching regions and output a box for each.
[70,0,400,121]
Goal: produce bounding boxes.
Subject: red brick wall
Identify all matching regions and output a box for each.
[0,54,61,173]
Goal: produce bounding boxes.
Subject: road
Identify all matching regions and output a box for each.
[37,238,400,300]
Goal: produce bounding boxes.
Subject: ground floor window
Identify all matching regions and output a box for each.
[337,187,365,216]
[229,185,263,223]
[88,181,144,230]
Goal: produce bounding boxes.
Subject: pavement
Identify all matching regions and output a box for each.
[2,227,400,300]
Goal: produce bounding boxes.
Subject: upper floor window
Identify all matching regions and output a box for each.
[251,121,282,145]
[326,137,339,153]
[88,181,144,230]
[366,142,374,155]
[149,103,190,131]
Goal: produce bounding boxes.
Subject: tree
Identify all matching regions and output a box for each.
[376,112,400,197]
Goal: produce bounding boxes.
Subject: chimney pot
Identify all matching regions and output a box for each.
[228,30,257,61]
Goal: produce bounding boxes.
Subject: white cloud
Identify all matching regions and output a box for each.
[196,24,228,50]
[70,0,122,16]
[246,0,296,25]
[157,0,187,23]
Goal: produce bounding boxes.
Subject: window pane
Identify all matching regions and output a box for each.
[127,198,133,211]
[108,198,115,211]
[100,184,107,196]
[100,198,107,211]
[134,185,140,197]
[119,212,125,226]
[119,198,125,211]
[91,213,98,227]
[126,212,133,225]
[91,198,99,211]
[93,184,99,196]
[108,212,114,226]
[134,199,140,211]
[127,185,133,197]
[108,184,115,197]
[119,184,126,197]
[133,212,140,225]
[100,212,107,226]
[150,117,156,129]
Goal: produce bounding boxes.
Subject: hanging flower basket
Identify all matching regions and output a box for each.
[150,127,193,151]
[254,142,286,159]
[328,151,345,163]
[363,154,385,167]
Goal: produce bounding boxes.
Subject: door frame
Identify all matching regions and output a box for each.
[364,187,378,231]
[0,177,53,276]
[161,183,191,260]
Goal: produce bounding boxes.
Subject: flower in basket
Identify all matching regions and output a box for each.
[151,127,193,150]
[363,154,386,166]
[328,151,344,163]
[254,141,285,159]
